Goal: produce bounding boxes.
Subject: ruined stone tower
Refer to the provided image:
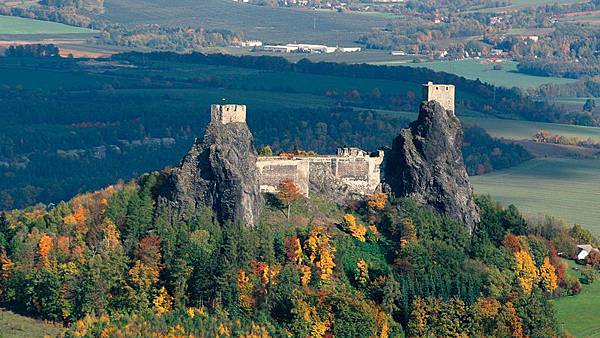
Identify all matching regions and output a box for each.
[168,103,261,227]
[422,82,455,113]
[211,104,247,124]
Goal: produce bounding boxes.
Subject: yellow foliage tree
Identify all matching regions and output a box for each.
[316,247,336,281]
[237,269,254,313]
[343,214,367,242]
[356,259,369,287]
[343,214,357,229]
[367,192,388,210]
[304,226,336,282]
[514,250,538,295]
[400,217,417,248]
[300,265,312,287]
[153,287,173,315]
[539,257,558,293]
[350,223,367,242]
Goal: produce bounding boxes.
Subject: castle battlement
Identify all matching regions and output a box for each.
[422,81,455,113]
[211,104,247,124]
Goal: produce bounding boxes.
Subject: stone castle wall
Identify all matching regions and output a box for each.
[256,148,384,198]
[422,82,455,113]
[211,104,247,124]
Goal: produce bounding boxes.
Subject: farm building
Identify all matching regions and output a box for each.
[576,244,599,261]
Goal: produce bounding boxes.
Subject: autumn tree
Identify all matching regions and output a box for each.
[586,249,600,267]
[285,236,303,265]
[407,297,427,337]
[367,192,387,210]
[38,234,53,269]
[237,269,254,313]
[342,214,367,242]
[276,178,304,220]
[514,250,538,295]
[153,287,173,315]
[355,259,369,287]
[305,227,336,282]
[538,257,558,293]
[400,217,417,247]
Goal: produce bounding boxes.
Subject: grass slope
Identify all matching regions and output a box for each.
[553,259,600,337]
[0,15,94,34]
[375,59,576,89]
[471,158,600,236]
[0,308,64,337]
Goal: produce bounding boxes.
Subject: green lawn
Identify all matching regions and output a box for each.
[553,259,600,337]
[471,158,600,236]
[374,59,576,89]
[0,15,95,34]
[0,308,64,337]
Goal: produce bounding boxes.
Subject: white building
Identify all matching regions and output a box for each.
[577,244,599,261]
[241,40,263,48]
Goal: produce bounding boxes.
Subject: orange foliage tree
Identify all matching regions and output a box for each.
[276,178,304,220]
[38,234,53,269]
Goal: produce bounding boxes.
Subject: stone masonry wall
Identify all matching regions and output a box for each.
[211,104,247,124]
[256,148,384,199]
[422,82,455,113]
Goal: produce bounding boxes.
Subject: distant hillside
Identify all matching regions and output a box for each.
[100,0,387,45]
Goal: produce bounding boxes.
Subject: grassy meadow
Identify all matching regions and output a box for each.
[471,158,600,236]
[0,308,64,337]
[0,15,94,34]
[553,259,600,337]
[375,59,576,89]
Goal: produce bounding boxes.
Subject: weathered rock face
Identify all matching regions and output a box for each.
[168,120,261,226]
[385,101,480,231]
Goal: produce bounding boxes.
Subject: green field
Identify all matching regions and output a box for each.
[0,309,64,337]
[0,15,94,34]
[470,0,583,12]
[375,59,576,89]
[101,0,386,45]
[471,158,600,236]
[553,259,600,337]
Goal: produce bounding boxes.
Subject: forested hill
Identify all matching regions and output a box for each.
[0,92,594,336]
[0,167,592,336]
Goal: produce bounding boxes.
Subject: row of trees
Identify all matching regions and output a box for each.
[4,44,60,58]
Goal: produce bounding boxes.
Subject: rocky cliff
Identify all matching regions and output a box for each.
[168,119,261,226]
[385,101,480,231]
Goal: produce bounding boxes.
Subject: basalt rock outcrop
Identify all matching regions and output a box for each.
[167,107,261,226]
[385,101,480,231]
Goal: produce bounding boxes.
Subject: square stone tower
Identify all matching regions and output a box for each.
[422,82,455,113]
[211,104,247,124]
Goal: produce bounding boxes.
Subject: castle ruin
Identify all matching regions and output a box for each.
[211,104,247,124]
[256,148,384,198]
[422,81,455,113]
[207,81,454,200]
